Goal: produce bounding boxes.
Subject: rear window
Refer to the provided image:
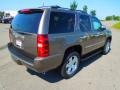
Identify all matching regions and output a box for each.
[49,12,75,34]
[11,12,43,34]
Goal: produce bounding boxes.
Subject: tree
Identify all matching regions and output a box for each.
[112,15,120,21]
[112,15,116,20]
[105,15,120,21]
[70,0,78,11]
[83,5,88,13]
[0,11,4,18]
[114,16,120,21]
[105,16,112,21]
[90,10,96,16]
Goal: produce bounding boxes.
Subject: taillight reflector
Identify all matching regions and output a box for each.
[37,34,49,57]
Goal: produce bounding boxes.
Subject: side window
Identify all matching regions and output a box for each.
[92,17,102,31]
[49,12,75,34]
[79,15,91,32]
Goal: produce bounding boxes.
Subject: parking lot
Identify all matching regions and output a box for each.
[0,22,120,90]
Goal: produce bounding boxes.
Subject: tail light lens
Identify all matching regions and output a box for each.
[37,34,49,57]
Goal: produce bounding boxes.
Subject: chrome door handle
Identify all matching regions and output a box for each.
[80,35,89,39]
[94,34,99,37]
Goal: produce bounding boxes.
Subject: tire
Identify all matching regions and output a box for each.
[60,51,80,79]
[103,39,111,54]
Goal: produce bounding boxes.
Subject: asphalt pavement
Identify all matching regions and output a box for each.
[0,22,120,90]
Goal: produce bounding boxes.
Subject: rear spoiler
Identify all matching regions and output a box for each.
[18,9,43,14]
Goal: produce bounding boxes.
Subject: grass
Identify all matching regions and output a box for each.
[112,22,120,29]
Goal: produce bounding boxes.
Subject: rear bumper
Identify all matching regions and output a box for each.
[8,43,63,72]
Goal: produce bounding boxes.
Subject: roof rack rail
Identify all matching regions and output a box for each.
[51,6,88,14]
[76,10,87,14]
[38,6,88,14]
[51,5,70,10]
[51,5,61,8]
[38,6,50,8]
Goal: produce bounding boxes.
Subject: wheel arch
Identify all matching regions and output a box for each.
[62,45,82,62]
[107,36,112,42]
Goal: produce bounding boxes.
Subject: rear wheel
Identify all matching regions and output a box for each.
[103,40,111,54]
[60,51,80,79]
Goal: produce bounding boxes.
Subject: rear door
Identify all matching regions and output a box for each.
[48,11,75,55]
[10,9,43,58]
[78,14,94,54]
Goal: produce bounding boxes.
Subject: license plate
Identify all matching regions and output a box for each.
[16,40,22,48]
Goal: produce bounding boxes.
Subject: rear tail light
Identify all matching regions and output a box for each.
[37,34,49,57]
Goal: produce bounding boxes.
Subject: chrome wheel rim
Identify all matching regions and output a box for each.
[66,56,78,75]
[105,41,110,53]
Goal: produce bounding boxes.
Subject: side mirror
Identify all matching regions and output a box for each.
[101,25,106,31]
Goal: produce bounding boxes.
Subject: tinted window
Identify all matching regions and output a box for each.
[49,12,75,34]
[79,15,91,32]
[91,17,102,31]
[12,13,43,34]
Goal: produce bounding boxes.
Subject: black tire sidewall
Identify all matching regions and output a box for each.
[103,40,111,54]
[61,52,80,79]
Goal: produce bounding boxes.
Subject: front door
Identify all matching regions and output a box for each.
[89,17,106,50]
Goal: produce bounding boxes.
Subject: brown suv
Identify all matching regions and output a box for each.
[8,6,112,79]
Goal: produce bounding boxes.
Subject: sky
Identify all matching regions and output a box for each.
[0,0,120,19]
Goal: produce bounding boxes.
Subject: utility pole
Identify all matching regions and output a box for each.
[42,2,44,6]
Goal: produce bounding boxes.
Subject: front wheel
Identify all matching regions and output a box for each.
[103,40,111,54]
[60,51,80,79]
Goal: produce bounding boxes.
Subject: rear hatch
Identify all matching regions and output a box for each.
[9,9,43,58]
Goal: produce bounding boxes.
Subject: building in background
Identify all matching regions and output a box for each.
[1,11,17,23]
[4,11,17,17]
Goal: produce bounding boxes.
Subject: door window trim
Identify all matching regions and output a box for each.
[48,11,75,34]
[78,13,91,32]
[91,17,102,32]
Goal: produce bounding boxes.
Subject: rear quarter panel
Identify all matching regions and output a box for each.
[48,32,85,56]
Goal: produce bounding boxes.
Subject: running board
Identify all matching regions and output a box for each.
[81,50,102,61]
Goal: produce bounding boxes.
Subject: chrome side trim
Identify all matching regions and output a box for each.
[82,50,102,61]
[85,41,105,49]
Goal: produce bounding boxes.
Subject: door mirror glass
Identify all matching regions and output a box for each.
[101,25,106,30]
